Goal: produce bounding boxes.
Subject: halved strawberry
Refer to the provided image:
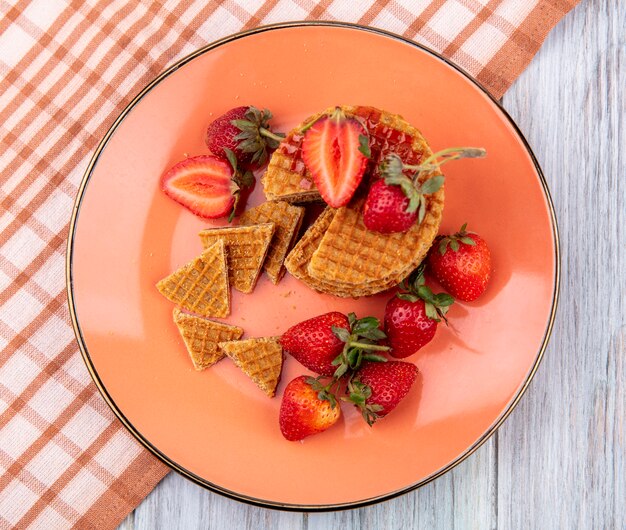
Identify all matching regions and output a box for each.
[161,155,239,219]
[301,108,369,208]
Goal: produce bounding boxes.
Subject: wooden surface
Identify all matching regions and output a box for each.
[119,1,625,528]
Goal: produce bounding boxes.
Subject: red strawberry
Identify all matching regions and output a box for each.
[205,106,284,167]
[363,179,417,233]
[161,155,239,219]
[384,266,454,358]
[281,312,349,376]
[363,147,486,234]
[279,376,341,441]
[347,361,418,425]
[428,223,491,302]
[301,107,370,208]
[281,312,389,377]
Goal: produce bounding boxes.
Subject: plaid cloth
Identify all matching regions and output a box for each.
[0,1,579,528]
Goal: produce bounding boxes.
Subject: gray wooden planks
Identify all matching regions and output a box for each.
[118,1,625,528]
[495,1,625,529]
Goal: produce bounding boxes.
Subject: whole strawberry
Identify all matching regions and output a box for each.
[281,312,389,377]
[363,147,486,234]
[280,312,349,376]
[384,266,454,358]
[205,106,284,167]
[347,361,418,425]
[279,376,341,441]
[362,179,416,233]
[428,223,491,302]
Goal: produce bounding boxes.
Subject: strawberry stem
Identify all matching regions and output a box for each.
[259,127,285,143]
[348,342,389,351]
[397,265,455,323]
[405,147,486,178]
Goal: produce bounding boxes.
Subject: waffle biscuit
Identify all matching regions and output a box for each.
[284,209,401,298]
[238,201,305,284]
[219,337,283,397]
[284,208,361,297]
[262,105,429,203]
[156,240,230,317]
[198,224,275,294]
[172,308,243,370]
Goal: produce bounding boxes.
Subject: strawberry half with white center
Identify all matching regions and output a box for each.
[384,266,454,358]
[205,106,284,168]
[161,155,239,219]
[347,361,418,425]
[302,107,370,208]
[363,147,487,234]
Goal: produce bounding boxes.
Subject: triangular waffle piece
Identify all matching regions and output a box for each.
[172,308,243,370]
[238,201,305,284]
[156,240,230,317]
[219,337,283,397]
[198,224,275,294]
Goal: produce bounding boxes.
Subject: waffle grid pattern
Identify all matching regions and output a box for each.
[219,338,283,398]
[199,224,275,293]
[238,201,305,284]
[172,308,243,370]
[156,241,230,318]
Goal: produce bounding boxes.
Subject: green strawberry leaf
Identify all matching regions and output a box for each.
[358,134,371,158]
[353,317,380,333]
[347,349,360,368]
[331,326,351,343]
[333,363,349,379]
[359,328,386,341]
[434,293,455,306]
[350,392,365,404]
[460,236,476,245]
[438,237,450,255]
[362,353,388,363]
[420,175,444,195]
[418,195,427,224]
[397,293,419,303]
[424,301,440,322]
[223,148,238,173]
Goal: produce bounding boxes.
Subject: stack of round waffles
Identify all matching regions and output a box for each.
[262,105,444,298]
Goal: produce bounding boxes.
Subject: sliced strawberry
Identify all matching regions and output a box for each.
[302,108,369,208]
[161,155,239,219]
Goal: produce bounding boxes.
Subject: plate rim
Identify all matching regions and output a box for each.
[65,20,561,512]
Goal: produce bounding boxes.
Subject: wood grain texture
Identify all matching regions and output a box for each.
[119,1,625,528]
[495,1,625,529]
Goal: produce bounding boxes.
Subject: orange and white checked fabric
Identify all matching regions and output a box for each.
[0,1,579,528]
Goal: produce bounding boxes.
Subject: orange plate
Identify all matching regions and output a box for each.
[67,23,559,510]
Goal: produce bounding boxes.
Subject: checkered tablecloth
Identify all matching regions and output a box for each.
[0,1,579,528]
